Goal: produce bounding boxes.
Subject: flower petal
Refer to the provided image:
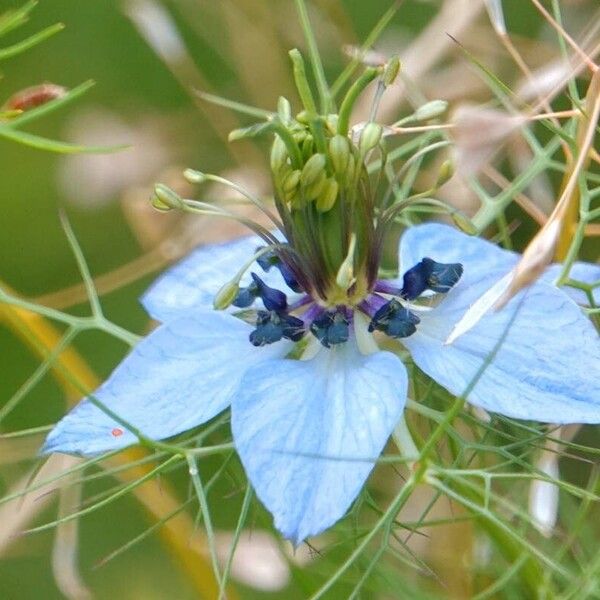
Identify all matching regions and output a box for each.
[398,223,600,304]
[43,311,288,456]
[404,274,600,423]
[142,234,293,322]
[231,344,407,544]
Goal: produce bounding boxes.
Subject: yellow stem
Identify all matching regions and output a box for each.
[555,70,600,261]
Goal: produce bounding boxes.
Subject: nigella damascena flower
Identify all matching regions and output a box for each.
[42,52,600,544]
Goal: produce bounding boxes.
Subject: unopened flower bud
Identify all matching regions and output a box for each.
[316,178,339,212]
[325,113,338,133]
[213,280,240,310]
[152,184,184,211]
[303,171,326,201]
[270,136,289,172]
[451,210,477,235]
[277,96,292,123]
[282,169,301,193]
[345,154,356,184]
[296,110,309,124]
[300,153,326,187]
[301,135,314,161]
[414,100,448,121]
[359,122,383,154]
[183,168,206,184]
[435,160,454,188]
[329,134,350,177]
[383,56,401,86]
[228,121,271,142]
[335,234,357,289]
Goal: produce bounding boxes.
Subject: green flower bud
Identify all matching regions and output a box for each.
[228,121,271,142]
[282,169,301,193]
[345,153,356,185]
[335,234,357,289]
[301,135,314,161]
[151,196,172,212]
[325,113,338,133]
[383,56,401,86]
[153,184,184,211]
[413,100,448,121]
[451,210,477,235]
[277,96,292,123]
[435,160,454,188]
[329,134,350,177]
[213,280,239,310]
[293,130,307,143]
[303,171,326,201]
[358,122,383,154]
[300,153,326,187]
[183,169,206,184]
[316,178,339,212]
[270,136,289,172]
[296,110,309,124]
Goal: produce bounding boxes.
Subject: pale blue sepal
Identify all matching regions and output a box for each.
[231,344,407,544]
[398,222,600,304]
[42,311,289,456]
[404,273,600,424]
[142,234,292,322]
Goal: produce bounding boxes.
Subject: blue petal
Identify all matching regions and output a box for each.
[398,222,600,303]
[231,344,407,544]
[43,311,288,456]
[404,273,600,423]
[142,234,293,322]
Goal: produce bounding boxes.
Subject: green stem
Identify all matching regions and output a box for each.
[337,67,379,137]
[294,0,331,113]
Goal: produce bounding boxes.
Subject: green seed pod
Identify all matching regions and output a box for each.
[316,178,339,212]
[413,100,448,121]
[270,136,289,173]
[300,153,326,187]
[329,134,350,177]
[153,184,184,210]
[358,122,383,154]
[213,280,240,310]
[383,56,401,86]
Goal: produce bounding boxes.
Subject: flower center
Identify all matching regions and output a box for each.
[231,255,463,348]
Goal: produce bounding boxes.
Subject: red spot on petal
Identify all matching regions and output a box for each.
[111,428,124,437]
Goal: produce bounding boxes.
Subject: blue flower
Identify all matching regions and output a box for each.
[42,222,600,544]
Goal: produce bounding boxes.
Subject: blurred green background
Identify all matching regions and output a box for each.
[1,0,598,598]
